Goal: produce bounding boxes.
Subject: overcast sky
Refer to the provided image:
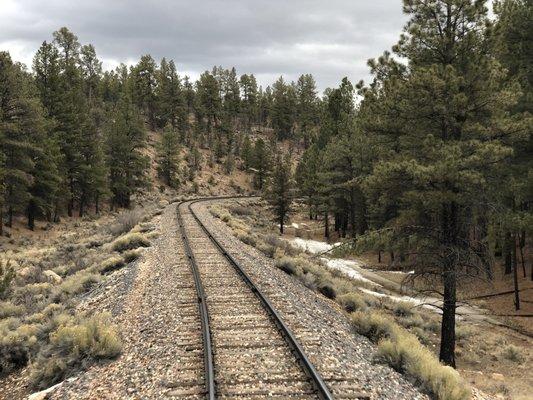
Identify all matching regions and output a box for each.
[0,0,408,92]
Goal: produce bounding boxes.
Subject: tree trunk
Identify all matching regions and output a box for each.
[0,209,3,236]
[95,195,100,215]
[378,250,382,264]
[324,211,329,239]
[503,231,513,274]
[519,231,526,278]
[280,217,284,234]
[27,206,35,231]
[439,265,457,368]
[513,234,520,310]
[7,207,13,228]
[79,197,84,218]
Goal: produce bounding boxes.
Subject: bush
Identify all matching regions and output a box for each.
[236,231,257,247]
[99,256,125,274]
[30,312,122,388]
[500,345,524,363]
[111,232,150,252]
[351,311,470,400]
[392,301,414,317]
[0,301,25,318]
[109,209,143,236]
[53,272,100,301]
[0,318,39,374]
[0,260,15,298]
[338,293,367,312]
[317,280,336,299]
[275,257,301,276]
[123,249,141,263]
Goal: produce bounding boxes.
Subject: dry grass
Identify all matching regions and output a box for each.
[109,209,143,236]
[99,256,126,274]
[111,232,150,252]
[351,311,471,400]
[30,312,122,388]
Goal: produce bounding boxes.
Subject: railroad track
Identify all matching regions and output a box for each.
[177,198,334,400]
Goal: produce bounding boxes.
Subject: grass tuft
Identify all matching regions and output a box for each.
[30,312,122,388]
[351,311,470,400]
[111,232,150,252]
[99,256,126,274]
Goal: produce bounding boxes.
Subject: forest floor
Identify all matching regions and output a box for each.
[220,200,532,400]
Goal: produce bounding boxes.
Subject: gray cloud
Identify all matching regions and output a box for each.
[0,0,407,92]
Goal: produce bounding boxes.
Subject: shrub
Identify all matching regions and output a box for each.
[275,257,301,276]
[109,209,143,236]
[0,318,39,374]
[351,311,470,400]
[53,272,100,301]
[0,301,25,318]
[317,280,336,299]
[123,249,141,263]
[30,312,122,388]
[99,256,125,274]
[455,325,474,342]
[392,301,414,317]
[500,345,524,363]
[0,260,15,298]
[111,233,150,252]
[338,293,367,312]
[236,231,257,247]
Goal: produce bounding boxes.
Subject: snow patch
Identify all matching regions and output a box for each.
[320,257,380,286]
[290,237,340,254]
[359,288,442,313]
[291,222,299,229]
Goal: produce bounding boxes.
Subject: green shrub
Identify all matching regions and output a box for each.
[30,312,122,388]
[111,232,150,252]
[99,256,125,274]
[338,293,367,312]
[0,261,15,298]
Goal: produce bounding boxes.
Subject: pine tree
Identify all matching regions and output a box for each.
[157,123,181,188]
[0,53,38,229]
[239,74,258,130]
[265,153,293,234]
[251,138,270,190]
[359,0,530,367]
[296,74,319,146]
[130,55,157,129]
[106,97,148,208]
[271,77,297,140]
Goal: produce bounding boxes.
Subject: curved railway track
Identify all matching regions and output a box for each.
[177,198,334,400]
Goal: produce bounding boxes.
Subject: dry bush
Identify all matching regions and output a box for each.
[99,256,125,274]
[338,293,367,313]
[392,301,414,317]
[500,345,525,363]
[351,311,470,400]
[317,279,337,299]
[123,249,142,263]
[274,257,302,276]
[111,233,150,252]
[30,312,122,388]
[0,301,26,319]
[0,318,39,374]
[109,209,143,236]
[52,272,100,302]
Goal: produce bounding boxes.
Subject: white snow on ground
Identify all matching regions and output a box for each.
[320,258,381,286]
[372,269,415,275]
[290,237,341,254]
[291,223,299,229]
[359,288,442,313]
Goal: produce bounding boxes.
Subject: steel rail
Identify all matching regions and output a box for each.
[187,198,335,400]
[176,202,216,400]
